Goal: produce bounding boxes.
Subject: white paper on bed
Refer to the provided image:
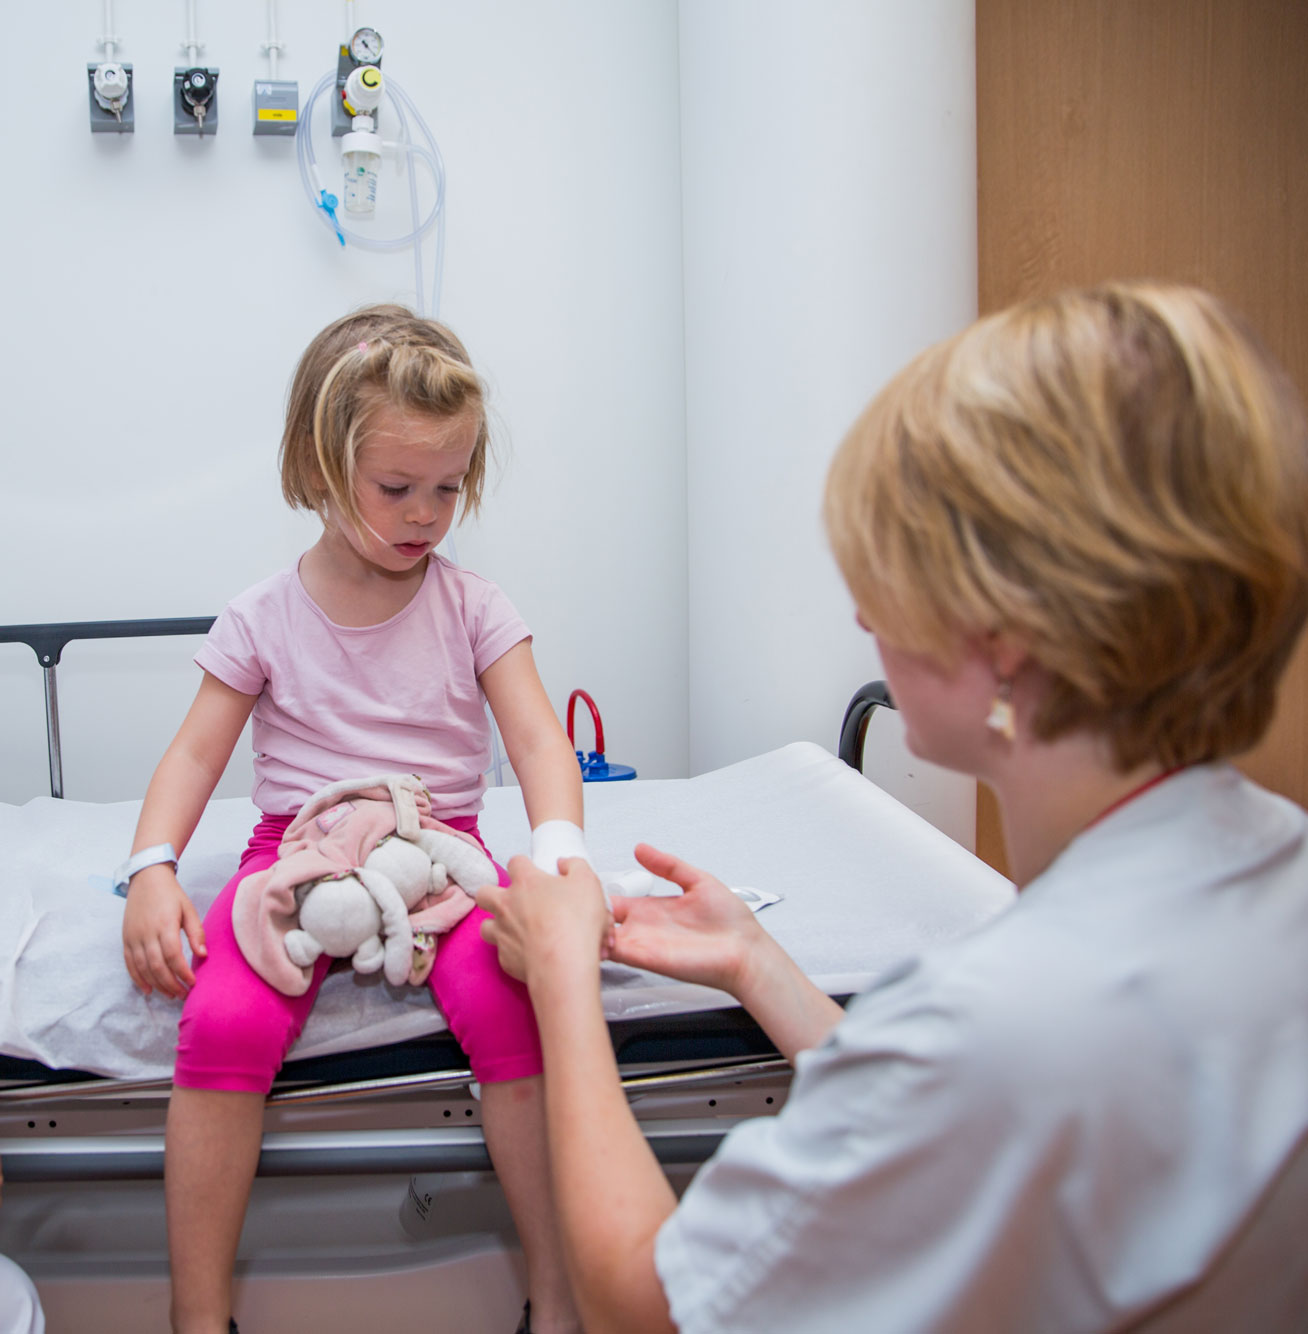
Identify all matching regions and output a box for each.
[0,742,1013,1080]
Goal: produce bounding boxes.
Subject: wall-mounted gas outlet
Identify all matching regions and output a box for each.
[174,66,219,134]
[88,62,133,132]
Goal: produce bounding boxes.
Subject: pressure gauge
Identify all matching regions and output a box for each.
[349,27,383,65]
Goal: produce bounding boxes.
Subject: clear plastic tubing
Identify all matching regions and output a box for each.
[295,70,448,317]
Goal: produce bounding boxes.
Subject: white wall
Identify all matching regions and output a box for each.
[1,1,978,849]
[1,0,687,804]
[680,1,979,845]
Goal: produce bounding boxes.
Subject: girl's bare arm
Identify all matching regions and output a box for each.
[479,639,583,830]
[121,671,257,997]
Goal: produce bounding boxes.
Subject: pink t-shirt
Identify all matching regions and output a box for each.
[195,554,530,818]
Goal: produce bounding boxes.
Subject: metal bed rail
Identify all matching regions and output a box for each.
[838,678,896,770]
[0,1056,791,1182]
[0,1118,741,1184]
[0,617,215,798]
[0,1054,789,1109]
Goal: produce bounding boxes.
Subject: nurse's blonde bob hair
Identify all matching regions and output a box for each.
[280,303,489,534]
[823,282,1308,771]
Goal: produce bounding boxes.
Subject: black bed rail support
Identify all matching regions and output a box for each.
[838,679,897,771]
[0,618,215,798]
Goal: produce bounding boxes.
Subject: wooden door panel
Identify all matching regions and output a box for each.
[976,0,1308,875]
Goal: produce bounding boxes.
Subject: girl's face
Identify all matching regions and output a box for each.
[337,403,480,573]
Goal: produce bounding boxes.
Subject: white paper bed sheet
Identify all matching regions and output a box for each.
[0,742,1013,1080]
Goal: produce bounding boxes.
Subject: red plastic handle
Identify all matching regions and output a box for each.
[566,688,605,754]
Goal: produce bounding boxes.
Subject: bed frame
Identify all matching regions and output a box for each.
[0,618,1011,1329]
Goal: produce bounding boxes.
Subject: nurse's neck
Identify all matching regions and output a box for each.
[988,730,1165,888]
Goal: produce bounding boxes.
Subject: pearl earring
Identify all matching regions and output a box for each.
[986,680,1016,741]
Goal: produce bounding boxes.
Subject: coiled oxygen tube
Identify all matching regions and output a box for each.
[295,69,448,318]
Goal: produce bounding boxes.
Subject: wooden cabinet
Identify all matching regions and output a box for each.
[975,0,1308,874]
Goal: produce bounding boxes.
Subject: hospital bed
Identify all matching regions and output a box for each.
[0,619,1014,1331]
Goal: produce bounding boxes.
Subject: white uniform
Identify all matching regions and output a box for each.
[656,764,1308,1332]
[0,1255,43,1334]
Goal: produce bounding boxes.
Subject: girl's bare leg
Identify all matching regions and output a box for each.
[165,1087,265,1334]
[480,1075,581,1334]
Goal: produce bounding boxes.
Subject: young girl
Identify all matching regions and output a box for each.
[119,305,585,1334]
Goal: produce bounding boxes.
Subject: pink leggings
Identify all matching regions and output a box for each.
[175,812,542,1092]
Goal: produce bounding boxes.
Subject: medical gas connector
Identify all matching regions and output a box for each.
[89,2,132,132]
[90,61,132,130]
[175,66,219,134]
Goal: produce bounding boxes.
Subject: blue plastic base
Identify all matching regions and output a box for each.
[577,750,637,782]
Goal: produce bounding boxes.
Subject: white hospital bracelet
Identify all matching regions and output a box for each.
[529,820,592,874]
[111,842,178,898]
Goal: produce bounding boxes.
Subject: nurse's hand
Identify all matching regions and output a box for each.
[477,856,612,985]
[606,843,766,997]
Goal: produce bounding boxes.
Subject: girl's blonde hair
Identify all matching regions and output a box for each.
[280,304,490,535]
[823,282,1308,770]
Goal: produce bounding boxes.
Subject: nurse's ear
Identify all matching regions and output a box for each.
[982,629,1031,683]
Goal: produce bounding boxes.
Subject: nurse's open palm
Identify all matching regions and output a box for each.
[608,843,763,995]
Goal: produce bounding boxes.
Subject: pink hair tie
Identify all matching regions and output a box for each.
[357,341,368,353]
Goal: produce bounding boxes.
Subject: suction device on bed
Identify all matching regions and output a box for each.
[566,688,636,782]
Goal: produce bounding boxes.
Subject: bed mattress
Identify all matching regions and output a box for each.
[0,742,1014,1082]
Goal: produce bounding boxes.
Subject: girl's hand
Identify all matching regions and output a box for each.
[121,866,207,998]
[477,856,612,985]
[607,843,766,996]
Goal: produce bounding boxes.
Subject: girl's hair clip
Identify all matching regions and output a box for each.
[357,341,368,353]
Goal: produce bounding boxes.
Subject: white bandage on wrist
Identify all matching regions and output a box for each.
[529,819,592,874]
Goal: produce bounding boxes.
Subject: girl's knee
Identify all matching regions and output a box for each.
[437,970,543,1082]
[175,990,294,1090]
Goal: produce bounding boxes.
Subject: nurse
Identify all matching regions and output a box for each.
[478,282,1308,1333]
